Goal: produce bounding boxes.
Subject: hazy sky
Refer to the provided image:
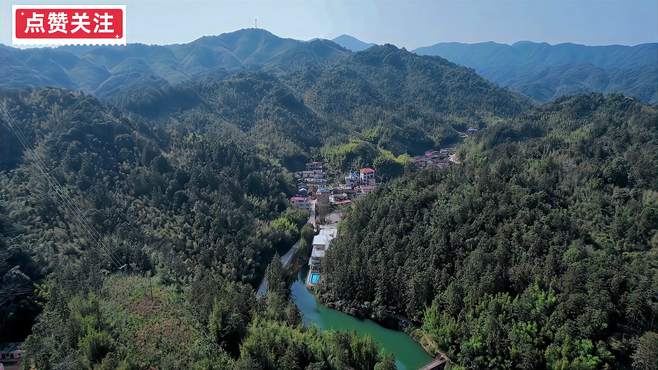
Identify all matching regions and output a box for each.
[2,0,657,48]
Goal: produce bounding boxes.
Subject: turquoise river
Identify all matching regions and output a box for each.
[291,268,433,370]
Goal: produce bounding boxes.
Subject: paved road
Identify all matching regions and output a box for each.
[281,240,301,267]
[257,200,316,297]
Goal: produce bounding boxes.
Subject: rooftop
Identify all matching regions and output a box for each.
[311,248,326,258]
[312,234,330,246]
[319,228,337,239]
[360,167,375,174]
[0,342,22,352]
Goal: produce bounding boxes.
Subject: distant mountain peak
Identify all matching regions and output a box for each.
[191,28,283,46]
[332,34,375,52]
[511,40,549,47]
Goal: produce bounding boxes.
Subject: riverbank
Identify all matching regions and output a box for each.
[279,199,438,369]
[290,268,433,370]
[319,295,414,331]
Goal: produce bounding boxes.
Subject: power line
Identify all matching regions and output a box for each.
[0,100,123,269]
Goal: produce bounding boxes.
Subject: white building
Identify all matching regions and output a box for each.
[309,228,337,268]
[345,172,359,188]
[359,168,375,184]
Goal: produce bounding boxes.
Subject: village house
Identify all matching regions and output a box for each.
[359,184,376,195]
[335,186,356,195]
[295,169,324,179]
[290,195,310,209]
[309,233,330,267]
[306,161,323,170]
[316,188,331,217]
[0,343,23,367]
[359,167,375,185]
[413,148,455,169]
[345,171,359,188]
[307,228,337,286]
[305,176,327,186]
[413,156,429,168]
[329,192,351,205]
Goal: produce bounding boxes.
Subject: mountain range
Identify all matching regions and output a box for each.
[0,29,349,100]
[414,40,658,104]
[120,39,528,167]
[1,29,528,164]
[1,30,655,106]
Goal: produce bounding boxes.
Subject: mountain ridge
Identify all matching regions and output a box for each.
[127,43,530,168]
[1,31,655,105]
[0,28,350,98]
[414,40,658,103]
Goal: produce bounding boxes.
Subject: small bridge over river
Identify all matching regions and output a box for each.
[419,352,448,370]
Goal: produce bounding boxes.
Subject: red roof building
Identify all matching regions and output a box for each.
[290,196,310,209]
[359,167,375,184]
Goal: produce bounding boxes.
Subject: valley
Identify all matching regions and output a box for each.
[0,26,656,370]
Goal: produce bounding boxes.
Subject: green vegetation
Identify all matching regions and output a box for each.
[1,29,657,370]
[415,41,658,104]
[321,140,410,178]
[0,89,392,369]
[0,30,531,171]
[26,275,232,369]
[321,94,658,368]
[237,319,395,369]
[133,42,529,169]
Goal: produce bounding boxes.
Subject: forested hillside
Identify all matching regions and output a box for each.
[321,94,658,369]
[0,89,400,369]
[0,29,348,101]
[127,44,529,170]
[1,30,531,174]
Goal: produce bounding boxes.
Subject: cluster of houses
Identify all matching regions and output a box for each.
[413,148,455,169]
[295,161,326,188]
[326,167,377,207]
[290,162,327,210]
[291,145,464,288]
[288,162,380,287]
[290,162,379,211]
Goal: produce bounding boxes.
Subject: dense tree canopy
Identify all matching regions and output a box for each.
[128,44,530,169]
[321,94,658,369]
[0,89,393,369]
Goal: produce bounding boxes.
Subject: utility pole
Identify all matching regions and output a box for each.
[147,270,154,301]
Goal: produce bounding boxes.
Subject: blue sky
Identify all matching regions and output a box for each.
[2,0,657,48]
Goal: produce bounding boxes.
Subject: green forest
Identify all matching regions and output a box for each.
[0,89,396,369]
[1,29,657,370]
[321,94,658,369]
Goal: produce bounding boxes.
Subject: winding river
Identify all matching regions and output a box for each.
[290,267,433,370]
